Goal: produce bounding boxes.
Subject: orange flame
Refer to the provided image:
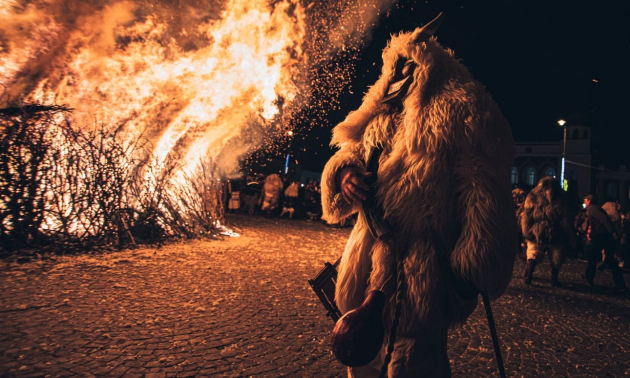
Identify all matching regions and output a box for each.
[1,0,396,181]
[22,0,303,179]
[1,0,399,238]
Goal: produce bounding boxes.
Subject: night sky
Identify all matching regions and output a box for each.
[292,0,630,172]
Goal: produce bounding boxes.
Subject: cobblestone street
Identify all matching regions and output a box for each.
[1,214,629,377]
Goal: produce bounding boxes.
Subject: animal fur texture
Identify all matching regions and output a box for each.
[260,173,283,211]
[602,201,622,236]
[520,177,572,246]
[321,15,517,377]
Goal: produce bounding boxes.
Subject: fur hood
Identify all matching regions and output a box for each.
[332,33,515,168]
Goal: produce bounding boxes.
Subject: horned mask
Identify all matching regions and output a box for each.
[382,12,444,106]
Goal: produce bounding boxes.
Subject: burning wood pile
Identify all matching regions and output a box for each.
[0,103,223,252]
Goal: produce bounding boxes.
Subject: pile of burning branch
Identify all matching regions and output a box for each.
[0,103,224,253]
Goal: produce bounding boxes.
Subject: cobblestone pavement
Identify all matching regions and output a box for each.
[1,214,629,377]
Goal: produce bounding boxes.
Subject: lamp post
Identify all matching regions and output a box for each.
[558,119,567,190]
[284,130,294,174]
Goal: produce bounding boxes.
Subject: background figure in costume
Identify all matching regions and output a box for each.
[583,195,627,291]
[512,187,527,260]
[320,14,517,377]
[260,173,283,216]
[520,177,574,287]
[601,201,623,266]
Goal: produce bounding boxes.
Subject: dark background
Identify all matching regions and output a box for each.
[290,0,630,172]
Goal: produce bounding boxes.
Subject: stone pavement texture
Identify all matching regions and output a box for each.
[0,214,628,377]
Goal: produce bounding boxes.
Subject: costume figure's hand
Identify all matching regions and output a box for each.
[339,167,371,205]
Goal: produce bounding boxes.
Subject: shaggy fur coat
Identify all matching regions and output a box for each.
[260,173,283,211]
[602,201,622,237]
[521,177,572,246]
[321,24,517,376]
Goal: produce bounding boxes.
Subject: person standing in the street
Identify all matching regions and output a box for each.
[602,201,623,267]
[227,180,241,213]
[583,195,627,291]
[574,207,590,260]
[512,187,527,260]
[304,181,322,221]
[280,181,299,218]
[520,177,574,287]
[260,173,283,217]
[320,14,517,377]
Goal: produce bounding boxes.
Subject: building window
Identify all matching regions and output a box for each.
[526,167,536,186]
[606,182,618,199]
[525,147,532,153]
[544,167,556,178]
[583,130,588,139]
[510,167,519,184]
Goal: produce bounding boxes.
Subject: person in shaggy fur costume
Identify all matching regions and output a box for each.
[321,14,517,377]
[520,177,574,287]
[583,195,626,291]
[512,187,527,260]
[260,173,283,215]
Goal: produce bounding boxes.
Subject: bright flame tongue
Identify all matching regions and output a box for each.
[0,0,398,238]
[27,0,305,177]
[2,0,399,182]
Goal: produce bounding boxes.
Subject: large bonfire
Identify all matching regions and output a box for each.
[0,0,395,249]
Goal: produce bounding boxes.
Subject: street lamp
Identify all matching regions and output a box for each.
[558,119,567,190]
[285,130,294,174]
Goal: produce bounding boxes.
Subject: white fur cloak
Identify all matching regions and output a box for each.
[321,30,517,336]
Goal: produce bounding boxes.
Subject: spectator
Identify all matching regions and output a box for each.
[280,181,300,219]
[304,181,322,221]
[242,175,262,215]
[574,208,590,261]
[227,180,241,213]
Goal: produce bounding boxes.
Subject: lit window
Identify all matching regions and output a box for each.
[526,167,536,186]
[510,167,519,184]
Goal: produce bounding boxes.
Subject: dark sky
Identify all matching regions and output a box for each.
[292,0,630,172]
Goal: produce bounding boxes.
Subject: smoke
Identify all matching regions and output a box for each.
[0,0,396,178]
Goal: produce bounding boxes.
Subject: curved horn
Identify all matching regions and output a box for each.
[412,12,444,44]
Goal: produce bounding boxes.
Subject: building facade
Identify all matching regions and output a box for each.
[513,124,630,211]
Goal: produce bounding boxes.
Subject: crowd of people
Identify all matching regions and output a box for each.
[227,173,628,290]
[513,177,628,292]
[224,173,338,224]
